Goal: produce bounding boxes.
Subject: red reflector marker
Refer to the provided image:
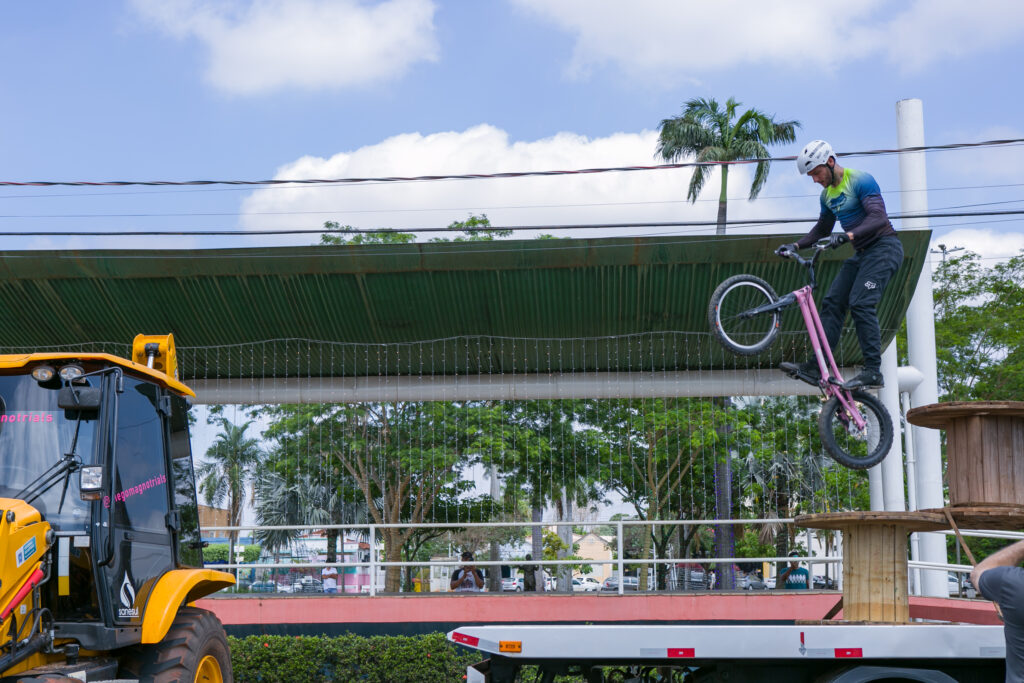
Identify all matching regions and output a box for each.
[835,648,863,658]
[667,648,695,658]
[452,632,480,647]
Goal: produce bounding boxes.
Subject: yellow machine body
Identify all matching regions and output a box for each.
[0,335,236,681]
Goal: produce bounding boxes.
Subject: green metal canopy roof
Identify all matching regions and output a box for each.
[0,232,929,378]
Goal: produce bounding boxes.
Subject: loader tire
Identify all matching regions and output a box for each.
[118,606,232,683]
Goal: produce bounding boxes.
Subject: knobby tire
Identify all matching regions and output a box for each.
[818,390,894,469]
[708,274,781,356]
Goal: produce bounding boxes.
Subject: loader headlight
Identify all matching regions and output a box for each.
[80,466,104,500]
[31,365,55,382]
[59,364,85,381]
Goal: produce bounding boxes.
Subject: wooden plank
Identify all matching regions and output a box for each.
[878,526,895,622]
[965,415,984,504]
[894,526,909,622]
[845,528,864,622]
[1013,419,1024,504]
[947,419,961,504]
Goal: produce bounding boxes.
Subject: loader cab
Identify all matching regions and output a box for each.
[0,339,206,651]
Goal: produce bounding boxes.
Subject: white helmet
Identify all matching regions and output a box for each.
[796,140,834,175]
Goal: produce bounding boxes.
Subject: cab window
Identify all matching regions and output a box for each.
[113,379,170,533]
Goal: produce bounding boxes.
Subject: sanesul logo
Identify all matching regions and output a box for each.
[118,572,139,618]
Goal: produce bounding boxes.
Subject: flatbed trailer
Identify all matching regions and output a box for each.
[448,623,1006,682]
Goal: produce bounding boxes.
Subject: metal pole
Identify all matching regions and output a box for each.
[369,524,377,596]
[617,520,625,596]
[896,97,946,597]
[879,343,906,512]
[902,390,923,594]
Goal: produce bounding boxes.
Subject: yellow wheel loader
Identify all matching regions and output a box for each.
[0,335,235,682]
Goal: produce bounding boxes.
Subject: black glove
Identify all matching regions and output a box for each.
[827,233,849,249]
[775,243,798,257]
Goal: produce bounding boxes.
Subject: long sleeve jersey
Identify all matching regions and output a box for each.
[796,167,896,252]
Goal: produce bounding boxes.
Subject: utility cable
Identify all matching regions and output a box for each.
[1,208,1022,237]
[1,138,1021,189]
[3,183,1024,219]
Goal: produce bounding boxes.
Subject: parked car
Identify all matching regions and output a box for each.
[572,577,600,592]
[670,563,707,590]
[502,577,523,592]
[948,572,976,598]
[249,580,278,593]
[601,576,640,591]
[291,577,323,593]
[813,575,837,590]
[738,572,767,590]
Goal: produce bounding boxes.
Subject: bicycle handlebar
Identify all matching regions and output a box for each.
[774,237,840,289]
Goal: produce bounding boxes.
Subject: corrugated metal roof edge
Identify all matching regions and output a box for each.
[0,231,932,280]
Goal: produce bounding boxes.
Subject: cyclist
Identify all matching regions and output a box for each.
[777,140,904,390]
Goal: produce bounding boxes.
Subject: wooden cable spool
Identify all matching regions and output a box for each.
[797,511,949,623]
[907,401,1024,508]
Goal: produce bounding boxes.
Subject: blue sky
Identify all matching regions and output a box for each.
[2,0,1023,262]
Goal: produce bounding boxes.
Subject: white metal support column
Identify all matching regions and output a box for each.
[878,343,906,512]
[896,97,946,597]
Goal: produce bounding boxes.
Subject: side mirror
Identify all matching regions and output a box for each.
[80,465,104,501]
[58,386,102,412]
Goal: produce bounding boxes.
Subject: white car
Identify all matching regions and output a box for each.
[572,577,600,592]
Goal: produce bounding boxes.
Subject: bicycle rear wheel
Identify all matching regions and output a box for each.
[818,390,893,469]
[708,274,781,356]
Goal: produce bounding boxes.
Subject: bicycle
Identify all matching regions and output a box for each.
[707,237,894,470]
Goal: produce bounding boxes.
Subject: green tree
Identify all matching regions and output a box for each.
[485,399,604,591]
[261,401,490,592]
[196,418,263,557]
[933,249,1024,401]
[319,222,416,245]
[655,96,799,235]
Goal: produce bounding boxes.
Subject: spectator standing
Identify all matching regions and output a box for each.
[779,551,810,590]
[321,564,339,594]
[521,554,539,592]
[451,551,485,592]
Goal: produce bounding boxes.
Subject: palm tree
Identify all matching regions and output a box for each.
[656,96,799,235]
[254,470,368,588]
[196,418,262,560]
[656,97,799,588]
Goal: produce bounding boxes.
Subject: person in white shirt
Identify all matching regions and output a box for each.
[321,564,339,594]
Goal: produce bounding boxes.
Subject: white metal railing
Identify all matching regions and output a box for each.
[200,518,982,597]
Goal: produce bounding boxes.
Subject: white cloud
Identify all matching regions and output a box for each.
[510,0,1024,79]
[929,229,1024,265]
[932,126,1024,180]
[131,0,439,94]
[237,124,813,243]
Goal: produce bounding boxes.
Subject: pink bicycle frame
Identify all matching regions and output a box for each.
[793,285,868,430]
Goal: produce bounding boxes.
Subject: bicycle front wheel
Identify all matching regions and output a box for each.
[818,390,894,469]
[708,274,781,356]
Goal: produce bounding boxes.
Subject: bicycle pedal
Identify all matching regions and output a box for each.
[786,370,820,387]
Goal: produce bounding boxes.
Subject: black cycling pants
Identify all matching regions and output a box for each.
[820,235,904,372]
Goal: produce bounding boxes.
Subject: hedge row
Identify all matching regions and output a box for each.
[228,632,480,682]
[203,544,262,563]
[229,632,589,682]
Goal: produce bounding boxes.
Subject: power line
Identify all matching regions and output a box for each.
[2,184,1024,219]
[2,208,1023,237]
[2,138,1022,189]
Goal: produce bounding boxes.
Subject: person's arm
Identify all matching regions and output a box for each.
[778,566,793,584]
[971,539,1024,590]
[795,211,836,249]
[450,569,461,590]
[472,569,485,588]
